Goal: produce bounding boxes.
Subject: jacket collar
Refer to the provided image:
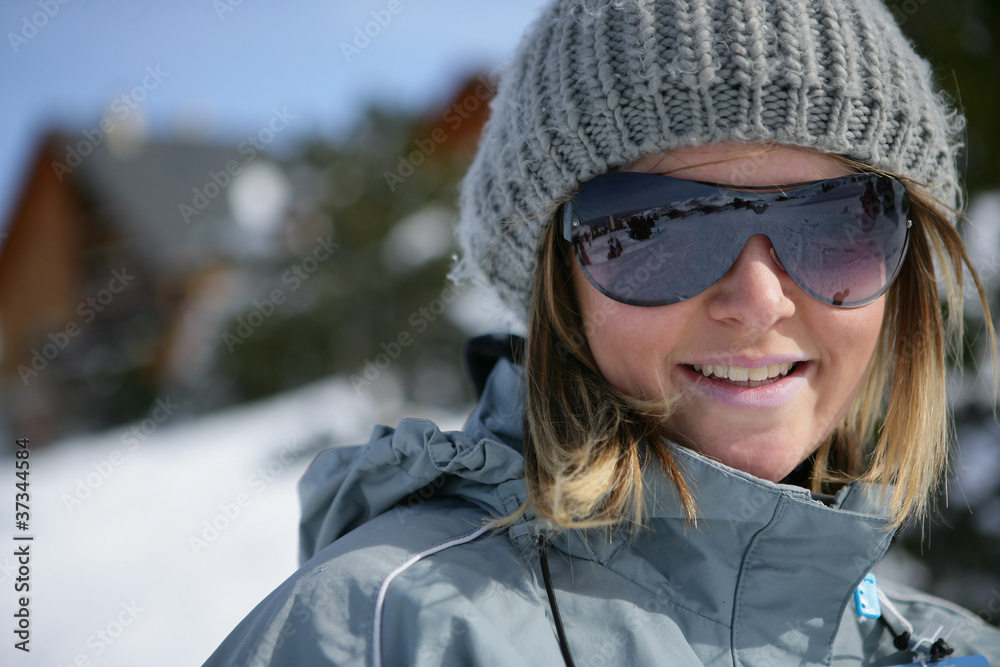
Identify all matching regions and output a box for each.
[512,443,894,665]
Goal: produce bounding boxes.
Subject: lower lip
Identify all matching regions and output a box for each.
[678,363,810,409]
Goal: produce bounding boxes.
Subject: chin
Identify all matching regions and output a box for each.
[691,441,812,484]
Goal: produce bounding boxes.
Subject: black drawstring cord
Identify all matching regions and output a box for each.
[878,614,954,662]
[928,638,955,662]
[879,615,912,651]
[538,533,576,667]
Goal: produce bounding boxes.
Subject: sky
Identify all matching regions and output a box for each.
[0,0,550,228]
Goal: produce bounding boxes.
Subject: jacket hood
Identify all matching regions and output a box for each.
[297,338,527,563]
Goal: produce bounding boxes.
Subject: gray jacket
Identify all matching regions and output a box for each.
[203,346,1000,666]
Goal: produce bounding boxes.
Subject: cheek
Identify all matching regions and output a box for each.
[840,305,883,360]
[572,264,679,399]
[588,320,642,392]
[855,309,885,382]
[572,263,633,389]
[814,299,885,397]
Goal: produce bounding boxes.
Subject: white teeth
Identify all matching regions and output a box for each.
[693,362,793,381]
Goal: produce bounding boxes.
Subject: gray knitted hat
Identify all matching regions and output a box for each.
[453,0,964,324]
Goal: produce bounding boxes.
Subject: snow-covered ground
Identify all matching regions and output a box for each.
[1,375,468,666]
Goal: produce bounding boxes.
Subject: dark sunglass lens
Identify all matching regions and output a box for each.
[770,175,909,306]
[575,216,735,305]
[569,173,743,305]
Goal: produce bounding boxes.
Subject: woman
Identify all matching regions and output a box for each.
[204,0,1000,665]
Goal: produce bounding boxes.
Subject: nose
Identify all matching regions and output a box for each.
[704,234,796,332]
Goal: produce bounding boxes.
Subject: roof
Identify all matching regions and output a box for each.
[47,131,285,280]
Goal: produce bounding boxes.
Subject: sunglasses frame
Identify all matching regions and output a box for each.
[562,171,913,308]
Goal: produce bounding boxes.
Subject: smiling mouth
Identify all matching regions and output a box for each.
[690,362,798,388]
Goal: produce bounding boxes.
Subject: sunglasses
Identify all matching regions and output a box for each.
[562,171,912,308]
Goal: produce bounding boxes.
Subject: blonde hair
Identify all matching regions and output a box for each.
[520,168,995,531]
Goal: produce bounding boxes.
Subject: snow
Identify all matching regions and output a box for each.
[1,375,467,666]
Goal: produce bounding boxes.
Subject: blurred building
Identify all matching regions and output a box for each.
[0,130,291,444]
[0,72,494,447]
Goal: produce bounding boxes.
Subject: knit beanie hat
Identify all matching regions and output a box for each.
[453,0,964,325]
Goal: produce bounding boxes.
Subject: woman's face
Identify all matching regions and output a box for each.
[571,143,885,482]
